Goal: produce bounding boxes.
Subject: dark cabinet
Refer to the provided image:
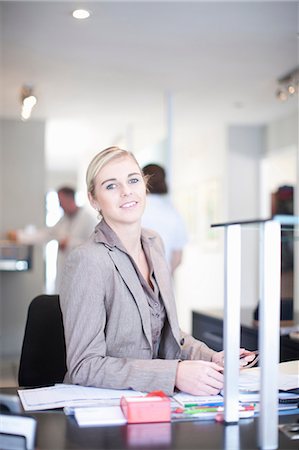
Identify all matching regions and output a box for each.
[192,309,299,362]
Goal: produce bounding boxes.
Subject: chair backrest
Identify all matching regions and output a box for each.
[18,294,67,388]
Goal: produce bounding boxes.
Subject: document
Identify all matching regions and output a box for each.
[18,383,144,411]
[74,405,127,427]
[239,360,299,393]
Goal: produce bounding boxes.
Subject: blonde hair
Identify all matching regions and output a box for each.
[86,146,143,197]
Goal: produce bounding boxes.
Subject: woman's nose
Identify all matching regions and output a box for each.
[120,185,132,197]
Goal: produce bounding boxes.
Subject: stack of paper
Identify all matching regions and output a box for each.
[173,393,224,407]
[74,406,127,427]
[18,384,144,411]
[172,360,299,419]
[239,360,299,393]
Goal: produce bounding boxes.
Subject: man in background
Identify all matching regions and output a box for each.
[142,164,188,275]
[8,186,97,291]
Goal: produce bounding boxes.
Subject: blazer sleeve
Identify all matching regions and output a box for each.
[59,243,179,396]
[179,330,217,361]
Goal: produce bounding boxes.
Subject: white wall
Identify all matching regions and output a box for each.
[173,123,227,332]
[46,170,78,193]
[173,116,297,333]
[227,125,265,312]
[266,113,298,155]
[264,112,298,312]
[0,118,46,358]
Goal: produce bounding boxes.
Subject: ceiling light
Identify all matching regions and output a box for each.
[287,84,296,95]
[276,67,299,101]
[275,89,288,102]
[20,85,37,121]
[72,9,90,20]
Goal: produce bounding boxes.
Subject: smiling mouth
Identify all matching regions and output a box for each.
[120,201,137,209]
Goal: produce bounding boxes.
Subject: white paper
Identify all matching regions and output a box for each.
[239,360,299,393]
[239,391,299,404]
[18,383,144,411]
[74,405,127,427]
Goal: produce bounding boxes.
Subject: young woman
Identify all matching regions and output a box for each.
[59,146,250,396]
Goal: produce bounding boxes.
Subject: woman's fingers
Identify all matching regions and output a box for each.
[175,360,224,396]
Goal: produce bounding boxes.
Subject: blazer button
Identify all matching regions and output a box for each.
[180,338,185,346]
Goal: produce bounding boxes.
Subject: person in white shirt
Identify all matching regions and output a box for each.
[10,186,97,291]
[142,164,188,274]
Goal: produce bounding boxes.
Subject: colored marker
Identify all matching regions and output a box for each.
[184,405,255,415]
[185,407,221,414]
[184,402,224,408]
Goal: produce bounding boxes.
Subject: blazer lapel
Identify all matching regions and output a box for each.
[108,250,153,350]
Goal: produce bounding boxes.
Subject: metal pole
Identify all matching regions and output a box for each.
[224,424,240,450]
[224,224,241,423]
[258,220,281,449]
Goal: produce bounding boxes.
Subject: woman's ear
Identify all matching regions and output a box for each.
[88,192,99,211]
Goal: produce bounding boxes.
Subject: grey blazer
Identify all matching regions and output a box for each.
[59,221,215,395]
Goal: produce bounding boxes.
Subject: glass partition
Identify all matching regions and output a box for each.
[211,215,299,450]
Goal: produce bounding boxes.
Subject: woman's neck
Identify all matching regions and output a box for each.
[104,219,151,286]
[105,219,142,259]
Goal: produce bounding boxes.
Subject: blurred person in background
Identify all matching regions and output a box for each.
[8,186,97,291]
[142,164,188,275]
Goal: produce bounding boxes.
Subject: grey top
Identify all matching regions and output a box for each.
[125,231,166,359]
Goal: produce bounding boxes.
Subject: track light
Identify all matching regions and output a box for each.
[275,88,288,102]
[287,84,296,95]
[276,67,299,102]
[20,85,37,121]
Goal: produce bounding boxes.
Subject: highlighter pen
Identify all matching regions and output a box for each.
[185,405,255,415]
[184,402,254,408]
[185,407,221,414]
[184,402,224,408]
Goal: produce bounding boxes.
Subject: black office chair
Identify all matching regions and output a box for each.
[18,294,67,388]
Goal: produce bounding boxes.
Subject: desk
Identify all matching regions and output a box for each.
[192,309,299,362]
[1,388,298,449]
[0,242,33,271]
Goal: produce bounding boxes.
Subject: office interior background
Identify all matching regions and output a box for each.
[0,1,298,384]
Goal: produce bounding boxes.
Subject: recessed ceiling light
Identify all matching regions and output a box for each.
[72,9,90,20]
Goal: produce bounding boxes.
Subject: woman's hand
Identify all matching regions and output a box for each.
[175,360,224,396]
[211,351,225,367]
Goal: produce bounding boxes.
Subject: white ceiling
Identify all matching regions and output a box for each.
[1,1,298,170]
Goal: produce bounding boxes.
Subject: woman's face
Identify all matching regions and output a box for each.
[89,155,146,227]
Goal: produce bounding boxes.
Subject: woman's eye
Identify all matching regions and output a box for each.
[106,183,117,190]
[129,178,140,184]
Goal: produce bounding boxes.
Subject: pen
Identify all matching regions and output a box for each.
[240,350,259,357]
